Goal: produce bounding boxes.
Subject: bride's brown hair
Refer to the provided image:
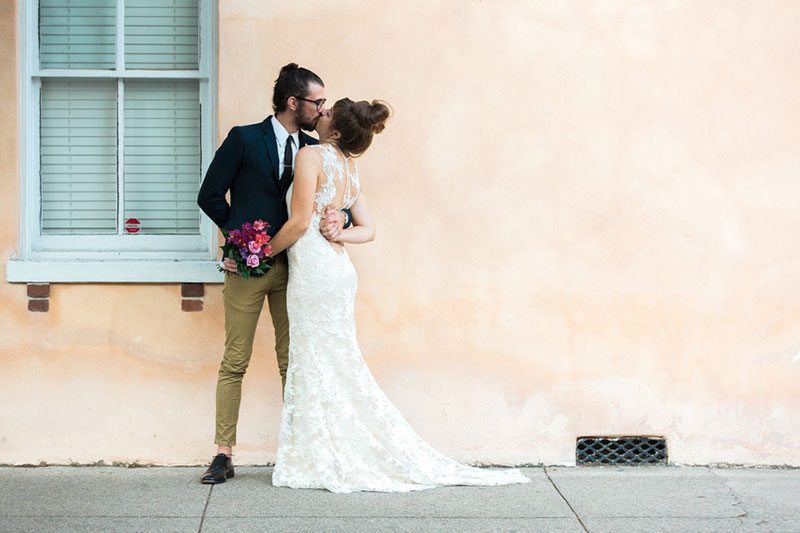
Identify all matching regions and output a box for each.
[331,99,391,157]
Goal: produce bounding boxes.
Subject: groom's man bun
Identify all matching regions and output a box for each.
[272,63,324,113]
[332,99,392,157]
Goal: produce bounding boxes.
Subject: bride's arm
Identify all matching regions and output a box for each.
[268,148,321,256]
[337,193,375,245]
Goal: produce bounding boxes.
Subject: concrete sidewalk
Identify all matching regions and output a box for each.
[1,466,798,532]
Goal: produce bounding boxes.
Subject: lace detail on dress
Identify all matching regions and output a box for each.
[274,144,529,493]
[315,143,360,214]
[287,144,360,220]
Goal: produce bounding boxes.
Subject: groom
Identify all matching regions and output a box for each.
[196,63,347,484]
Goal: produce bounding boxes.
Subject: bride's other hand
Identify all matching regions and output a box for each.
[320,207,344,242]
[336,193,374,245]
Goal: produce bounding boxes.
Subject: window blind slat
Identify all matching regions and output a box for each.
[41,79,118,235]
[41,0,115,8]
[118,0,198,7]
[43,182,117,192]
[123,80,201,235]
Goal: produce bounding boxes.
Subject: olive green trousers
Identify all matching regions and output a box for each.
[214,253,289,447]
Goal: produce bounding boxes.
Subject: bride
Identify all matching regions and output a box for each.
[265,98,529,493]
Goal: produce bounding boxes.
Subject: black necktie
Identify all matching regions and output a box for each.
[279,136,294,190]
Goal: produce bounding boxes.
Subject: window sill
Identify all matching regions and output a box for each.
[6,258,224,283]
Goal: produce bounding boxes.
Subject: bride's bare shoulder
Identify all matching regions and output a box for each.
[296,145,323,167]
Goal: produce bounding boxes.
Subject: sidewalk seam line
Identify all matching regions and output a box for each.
[707,467,749,521]
[544,467,590,533]
[198,485,212,533]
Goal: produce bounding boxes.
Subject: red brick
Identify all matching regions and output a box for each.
[28,298,49,313]
[181,298,203,312]
[181,283,204,298]
[27,283,51,298]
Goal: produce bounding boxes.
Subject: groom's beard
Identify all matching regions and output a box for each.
[298,118,319,132]
[297,113,320,132]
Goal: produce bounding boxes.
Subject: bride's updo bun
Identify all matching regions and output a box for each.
[331,98,391,157]
[353,100,390,134]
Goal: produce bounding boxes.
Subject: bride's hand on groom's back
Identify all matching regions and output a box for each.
[320,207,344,242]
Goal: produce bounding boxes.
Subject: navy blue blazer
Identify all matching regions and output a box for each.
[197,117,319,235]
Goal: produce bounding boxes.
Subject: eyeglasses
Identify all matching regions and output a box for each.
[295,96,326,110]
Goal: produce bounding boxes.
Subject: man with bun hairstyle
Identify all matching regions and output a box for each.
[197,63,348,484]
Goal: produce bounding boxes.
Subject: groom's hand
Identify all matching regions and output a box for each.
[320,207,344,242]
[222,258,238,273]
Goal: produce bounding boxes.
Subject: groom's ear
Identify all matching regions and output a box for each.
[286,96,299,112]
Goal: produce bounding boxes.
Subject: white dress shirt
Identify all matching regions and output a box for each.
[271,116,300,175]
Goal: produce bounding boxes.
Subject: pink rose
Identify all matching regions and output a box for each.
[248,241,261,254]
[246,254,260,268]
[253,220,266,231]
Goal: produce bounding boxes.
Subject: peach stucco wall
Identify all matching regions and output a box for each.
[1,1,799,466]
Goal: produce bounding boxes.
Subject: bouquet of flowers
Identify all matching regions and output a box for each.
[218,219,273,279]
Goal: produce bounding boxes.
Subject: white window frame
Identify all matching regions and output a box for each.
[8,0,222,283]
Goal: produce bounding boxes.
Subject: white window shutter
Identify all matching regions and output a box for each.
[41,79,118,234]
[39,0,117,70]
[124,80,201,235]
[125,0,199,70]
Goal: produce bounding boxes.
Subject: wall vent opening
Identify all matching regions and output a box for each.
[576,435,667,465]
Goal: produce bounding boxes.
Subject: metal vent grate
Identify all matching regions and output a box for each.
[576,436,667,465]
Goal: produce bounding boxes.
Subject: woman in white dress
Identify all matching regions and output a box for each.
[265,98,529,493]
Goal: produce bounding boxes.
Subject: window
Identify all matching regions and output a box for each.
[10,0,219,282]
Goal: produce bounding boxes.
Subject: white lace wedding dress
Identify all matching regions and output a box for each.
[272,143,529,493]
